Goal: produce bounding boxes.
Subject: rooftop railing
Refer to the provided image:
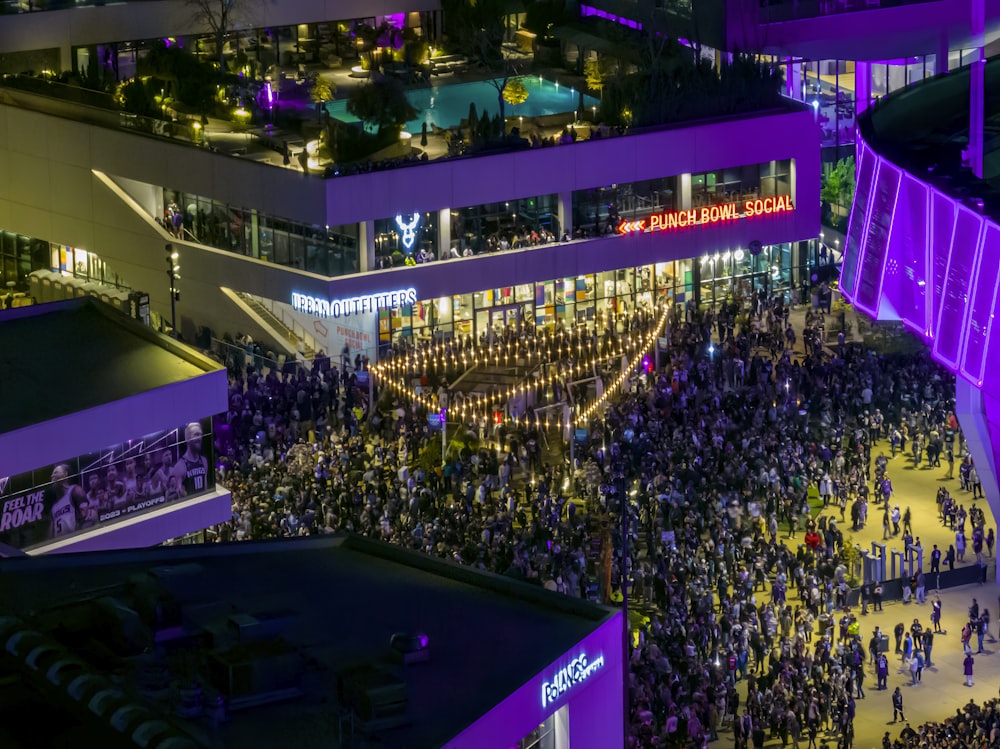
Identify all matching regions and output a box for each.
[759,0,938,23]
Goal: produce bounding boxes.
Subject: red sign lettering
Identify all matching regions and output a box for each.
[616,195,794,235]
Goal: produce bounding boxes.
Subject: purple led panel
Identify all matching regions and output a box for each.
[840,140,877,300]
[855,160,902,315]
[968,223,1000,388]
[928,190,958,337]
[880,173,930,334]
[933,205,984,371]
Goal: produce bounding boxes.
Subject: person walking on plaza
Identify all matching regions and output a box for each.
[915,568,926,603]
[923,629,934,667]
[894,622,904,653]
[891,505,901,536]
[891,686,905,722]
[932,596,943,632]
[957,529,967,562]
[876,652,889,690]
[964,652,975,687]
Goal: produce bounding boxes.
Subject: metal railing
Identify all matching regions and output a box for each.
[759,0,938,23]
[243,292,321,356]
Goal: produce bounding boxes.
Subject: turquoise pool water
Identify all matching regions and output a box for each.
[326,76,600,135]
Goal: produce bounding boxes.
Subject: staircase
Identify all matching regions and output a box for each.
[235,291,317,359]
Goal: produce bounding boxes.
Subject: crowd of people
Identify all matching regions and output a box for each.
[205,291,985,749]
[885,696,1000,749]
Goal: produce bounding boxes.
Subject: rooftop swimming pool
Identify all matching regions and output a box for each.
[326,76,600,135]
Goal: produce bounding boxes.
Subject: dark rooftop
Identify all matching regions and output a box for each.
[860,54,1000,215]
[0,534,614,749]
[0,298,217,434]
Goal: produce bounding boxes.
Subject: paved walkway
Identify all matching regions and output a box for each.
[720,303,1000,749]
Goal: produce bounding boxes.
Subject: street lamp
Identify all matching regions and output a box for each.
[165,243,180,337]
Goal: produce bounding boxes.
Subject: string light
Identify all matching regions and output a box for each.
[371,303,669,428]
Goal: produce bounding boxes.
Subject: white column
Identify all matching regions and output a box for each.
[785,58,803,100]
[956,378,1000,520]
[359,220,375,272]
[558,191,572,239]
[438,207,451,260]
[679,174,692,210]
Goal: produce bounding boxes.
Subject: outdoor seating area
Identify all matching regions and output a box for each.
[428,54,469,76]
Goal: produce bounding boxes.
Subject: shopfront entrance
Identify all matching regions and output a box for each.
[490,304,522,332]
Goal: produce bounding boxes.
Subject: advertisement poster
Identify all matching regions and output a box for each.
[0,419,215,550]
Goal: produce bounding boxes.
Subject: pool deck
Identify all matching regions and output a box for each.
[325,74,600,136]
[200,61,599,171]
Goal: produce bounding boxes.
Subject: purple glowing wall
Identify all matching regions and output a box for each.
[880,173,929,334]
[840,133,1000,392]
[840,140,877,299]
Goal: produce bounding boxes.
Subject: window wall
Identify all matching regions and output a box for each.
[0,228,131,294]
[1,229,48,290]
[374,211,439,266]
[377,245,805,347]
[163,189,359,277]
[572,177,677,238]
[453,194,559,254]
[868,55,939,100]
[690,160,791,207]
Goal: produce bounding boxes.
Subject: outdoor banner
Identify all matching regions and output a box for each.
[0,418,215,550]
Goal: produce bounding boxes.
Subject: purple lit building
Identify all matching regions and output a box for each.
[0,297,232,556]
[838,56,1000,526]
[0,534,623,749]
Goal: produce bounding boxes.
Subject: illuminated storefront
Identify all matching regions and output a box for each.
[375,243,807,346]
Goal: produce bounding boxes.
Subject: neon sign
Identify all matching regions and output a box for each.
[541,652,605,708]
[291,287,417,318]
[396,213,421,250]
[616,195,794,235]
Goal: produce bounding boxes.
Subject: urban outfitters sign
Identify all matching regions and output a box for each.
[541,652,605,708]
[616,195,794,235]
[291,287,417,318]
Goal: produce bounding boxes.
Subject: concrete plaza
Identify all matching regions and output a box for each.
[725,385,1000,749]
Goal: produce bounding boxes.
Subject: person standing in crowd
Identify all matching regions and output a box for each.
[892,686,905,722]
[876,651,889,690]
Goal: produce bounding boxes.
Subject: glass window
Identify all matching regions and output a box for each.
[375,211,438,266]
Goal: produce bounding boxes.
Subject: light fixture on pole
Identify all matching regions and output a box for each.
[165,243,180,337]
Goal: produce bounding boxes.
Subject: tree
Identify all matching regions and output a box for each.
[442,0,518,133]
[584,57,613,94]
[186,0,255,70]
[309,74,333,105]
[346,74,418,135]
[503,78,529,109]
[822,156,856,214]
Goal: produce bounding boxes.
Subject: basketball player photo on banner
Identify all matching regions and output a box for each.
[0,418,216,551]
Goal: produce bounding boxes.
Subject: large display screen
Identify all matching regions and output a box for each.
[0,419,215,550]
